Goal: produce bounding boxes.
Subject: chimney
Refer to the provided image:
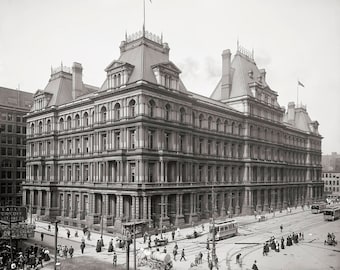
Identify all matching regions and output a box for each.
[259,68,266,82]
[221,49,231,99]
[72,62,83,99]
[287,102,295,122]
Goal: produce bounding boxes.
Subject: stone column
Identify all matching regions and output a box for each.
[148,196,152,227]
[277,188,282,211]
[263,189,269,212]
[235,191,240,215]
[282,188,287,209]
[143,196,148,220]
[175,194,184,226]
[256,189,262,212]
[220,192,226,217]
[135,196,140,220]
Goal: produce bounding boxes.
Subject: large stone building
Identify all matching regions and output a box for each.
[22,30,323,232]
[0,87,33,206]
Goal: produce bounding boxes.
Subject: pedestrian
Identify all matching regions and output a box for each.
[163,247,167,253]
[108,239,114,252]
[113,252,117,267]
[69,246,74,258]
[215,256,219,270]
[254,210,257,219]
[80,241,85,254]
[198,251,203,264]
[40,232,44,242]
[143,232,147,244]
[67,229,70,239]
[63,245,68,258]
[75,230,78,237]
[173,247,178,261]
[171,230,175,241]
[236,253,241,264]
[96,240,102,252]
[48,224,51,231]
[87,231,91,240]
[180,249,186,261]
[252,260,258,270]
[206,239,210,250]
[280,225,283,233]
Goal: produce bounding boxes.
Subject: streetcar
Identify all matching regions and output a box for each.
[323,207,340,221]
[311,202,327,214]
[209,219,238,241]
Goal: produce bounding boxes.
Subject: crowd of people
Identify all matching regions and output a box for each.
[0,244,50,270]
[263,231,304,256]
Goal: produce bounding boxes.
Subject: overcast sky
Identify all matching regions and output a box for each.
[0,0,339,154]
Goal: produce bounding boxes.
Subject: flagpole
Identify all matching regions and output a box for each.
[143,0,145,35]
[297,79,299,107]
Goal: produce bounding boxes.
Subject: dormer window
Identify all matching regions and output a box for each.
[32,90,52,112]
[105,61,134,90]
[152,62,181,90]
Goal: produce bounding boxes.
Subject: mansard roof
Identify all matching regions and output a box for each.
[284,103,320,135]
[101,31,187,92]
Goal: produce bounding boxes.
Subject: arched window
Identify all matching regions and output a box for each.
[192,112,195,126]
[180,108,185,123]
[231,122,235,134]
[149,100,156,117]
[224,120,228,133]
[250,125,253,137]
[165,104,171,120]
[30,123,35,135]
[59,118,64,131]
[38,121,43,134]
[199,114,204,129]
[83,112,89,127]
[92,111,95,125]
[129,99,136,117]
[208,116,212,130]
[114,103,121,120]
[100,106,107,123]
[47,120,51,133]
[238,124,242,136]
[67,116,72,130]
[75,114,80,128]
[216,118,221,132]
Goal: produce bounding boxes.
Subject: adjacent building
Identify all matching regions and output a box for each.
[22,30,323,233]
[322,171,340,199]
[322,152,340,172]
[0,87,33,207]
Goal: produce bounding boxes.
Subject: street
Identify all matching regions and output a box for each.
[27,209,340,270]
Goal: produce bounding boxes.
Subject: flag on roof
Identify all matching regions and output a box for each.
[298,81,305,87]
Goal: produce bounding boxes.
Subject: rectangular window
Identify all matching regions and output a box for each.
[60,141,64,155]
[148,163,154,182]
[16,126,21,133]
[130,163,135,182]
[179,134,184,152]
[67,139,72,154]
[115,131,120,149]
[7,137,13,144]
[7,125,12,133]
[76,138,80,154]
[84,137,89,153]
[59,166,64,181]
[130,130,135,149]
[199,139,203,154]
[208,140,211,155]
[75,165,80,181]
[165,132,170,150]
[47,141,51,155]
[84,164,89,181]
[67,165,72,181]
[16,116,21,122]
[148,130,154,149]
[216,142,220,156]
[101,133,107,151]
[7,148,12,156]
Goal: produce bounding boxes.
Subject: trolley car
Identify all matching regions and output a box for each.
[209,219,238,241]
[311,202,327,214]
[323,207,340,221]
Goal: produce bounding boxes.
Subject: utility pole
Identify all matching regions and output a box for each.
[54,220,61,270]
[133,221,136,270]
[211,183,216,268]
